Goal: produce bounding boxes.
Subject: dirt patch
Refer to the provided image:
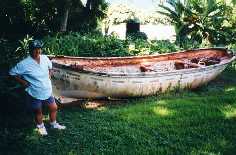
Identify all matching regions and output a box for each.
[59,98,129,109]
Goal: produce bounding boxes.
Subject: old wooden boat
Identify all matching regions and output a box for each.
[50,48,235,100]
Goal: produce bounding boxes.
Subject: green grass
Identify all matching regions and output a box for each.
[1,67,236,155]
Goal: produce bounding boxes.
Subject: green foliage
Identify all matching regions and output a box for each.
[43,32,130,57]
[68,0,108,32]
[149,40,179,54]
[15,35,33,57]
[158,0,236,47]
[126,39,179,56]
[41,32,182,57]
[228,43,236,53]
[0,0,108,40]
[126,32,148,41]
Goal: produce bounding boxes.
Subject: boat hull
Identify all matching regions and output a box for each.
[51,62,228,99]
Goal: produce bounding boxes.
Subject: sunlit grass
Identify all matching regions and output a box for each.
[225,87,236,92]
[222,106,236,118]
[153,105,172,116]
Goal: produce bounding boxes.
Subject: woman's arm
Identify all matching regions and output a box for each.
[12,76,29,87]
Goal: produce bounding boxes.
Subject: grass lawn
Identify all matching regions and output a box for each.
[1,66,236,155]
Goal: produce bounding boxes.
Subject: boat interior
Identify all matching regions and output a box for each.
[51,49,232,73]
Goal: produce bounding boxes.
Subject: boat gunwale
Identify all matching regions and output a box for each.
[50,48,236,78]
[52,59,232,78]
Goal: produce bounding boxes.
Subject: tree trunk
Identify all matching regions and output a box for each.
[60,7,69,32]
[86,0,92,10]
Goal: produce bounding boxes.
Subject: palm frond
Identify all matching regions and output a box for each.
[158,4,179,18]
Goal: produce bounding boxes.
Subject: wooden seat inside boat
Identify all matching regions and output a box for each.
[174,60,204,70]
[140,61,176,72]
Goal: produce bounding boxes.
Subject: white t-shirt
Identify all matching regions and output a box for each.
[9,55,53,100]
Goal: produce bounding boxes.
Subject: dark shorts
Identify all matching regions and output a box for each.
[27,94,55,110]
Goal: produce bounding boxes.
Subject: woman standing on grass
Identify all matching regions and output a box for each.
[9,40,66,136]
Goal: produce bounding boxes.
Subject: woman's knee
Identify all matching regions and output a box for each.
[49,103,57,111]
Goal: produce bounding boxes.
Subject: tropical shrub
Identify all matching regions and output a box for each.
[126,32,148,41]
[127,39,150,55]
[43,32,130,57]
[42,32,182,57]
[149,40,179,54]
[127,39,179,55]
[228,43,236,54]
[158,0,236,46]
[9,32,182,60]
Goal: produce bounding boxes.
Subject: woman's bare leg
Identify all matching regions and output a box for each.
[48,103,57,122]
[34,108,43,125]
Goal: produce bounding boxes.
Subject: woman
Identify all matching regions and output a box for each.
[9,40,66,136]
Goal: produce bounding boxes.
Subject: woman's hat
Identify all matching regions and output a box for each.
[29,40,43,51]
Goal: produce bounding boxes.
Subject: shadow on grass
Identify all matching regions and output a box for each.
[0,87,34,155]
[195,65,236,90]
